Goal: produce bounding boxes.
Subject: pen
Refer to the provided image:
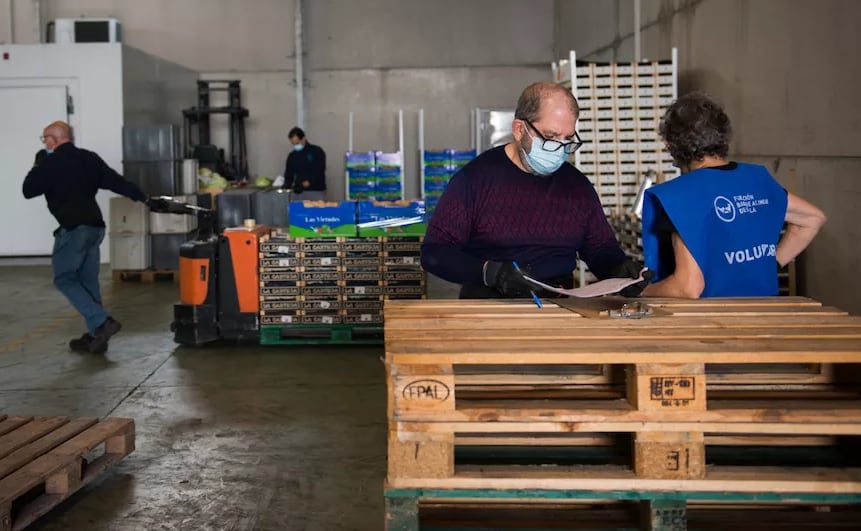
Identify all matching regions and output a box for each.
[512,261,543,309]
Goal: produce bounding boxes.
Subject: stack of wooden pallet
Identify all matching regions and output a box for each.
[561,54,679,217]
[258,234,426,345]
[383,298,861,530]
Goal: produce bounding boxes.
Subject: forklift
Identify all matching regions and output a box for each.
[182,80,250,181]
[151,197,268,346]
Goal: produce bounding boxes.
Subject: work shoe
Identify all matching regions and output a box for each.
[88,317,122,353]
[69,333,107,354]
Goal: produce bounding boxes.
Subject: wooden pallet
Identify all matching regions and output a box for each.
[111,269,178,283]
[259,323,384,345]
[387,490,861,531]
[0,415,135,531]
[384,298,861,496]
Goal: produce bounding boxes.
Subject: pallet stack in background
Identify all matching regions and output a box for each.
[258,198,426,345]
[258,235,426,343]
[554,51,679,287]
[422,149,476,217]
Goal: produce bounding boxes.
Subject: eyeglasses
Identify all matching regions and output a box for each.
[523,119,584,154]
[39,135,56,142]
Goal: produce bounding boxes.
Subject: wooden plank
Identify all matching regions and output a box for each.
[0,417,31,438]
[388,327,861,342]
[386,465,861,494]
[454,434,838,447]
[385,313,861,332]
[393,420,861,440]
[0,417,96,481]
[0,418,132,506]
[455,434,618,447]
[386,338,861,365]
[397,397,861,422]
[0,417,70,461]
[396,399,861,425]
[643,297,821,307]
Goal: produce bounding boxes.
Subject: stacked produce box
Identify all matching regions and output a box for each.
[258,235,425,327]
[345,151,405,201]
[422,149,476,217]
[258,200,426,331]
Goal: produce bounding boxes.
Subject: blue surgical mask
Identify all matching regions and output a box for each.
[521,134,567,175]
[46,149,54,155]
[293,143,305,152]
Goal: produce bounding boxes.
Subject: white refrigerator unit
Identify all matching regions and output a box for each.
[0,43,197,260]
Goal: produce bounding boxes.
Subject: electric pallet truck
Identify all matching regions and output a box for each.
[149,197,267,346]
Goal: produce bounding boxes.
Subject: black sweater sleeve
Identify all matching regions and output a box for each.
[94,153,147,202]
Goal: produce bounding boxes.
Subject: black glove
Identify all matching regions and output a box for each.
[607,258,654,298]
[146,197,171,213]
[483,261,535,298]
[34,149,48,167]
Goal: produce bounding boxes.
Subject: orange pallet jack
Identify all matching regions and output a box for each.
[152,198,266,346]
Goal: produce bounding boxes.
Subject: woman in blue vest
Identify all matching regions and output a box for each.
[641,92,826,298]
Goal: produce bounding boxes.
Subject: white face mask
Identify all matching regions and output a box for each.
[520,133,567,176]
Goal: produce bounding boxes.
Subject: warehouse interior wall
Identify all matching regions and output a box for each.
[554,0,861,313]
[8,0,552,200]
[4,0,857,311]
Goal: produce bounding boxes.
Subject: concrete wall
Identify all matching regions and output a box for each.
[5,0,553,200]
[554,0,861,313]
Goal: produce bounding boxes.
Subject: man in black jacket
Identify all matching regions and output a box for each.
[23,121,150,354]
[283,126,327,201]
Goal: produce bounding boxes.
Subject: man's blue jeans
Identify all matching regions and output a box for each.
[52,226,109,335]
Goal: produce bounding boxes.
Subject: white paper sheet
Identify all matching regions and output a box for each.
[522,269,647,298]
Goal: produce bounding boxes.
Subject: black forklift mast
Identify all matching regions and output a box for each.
[182,80,250,181]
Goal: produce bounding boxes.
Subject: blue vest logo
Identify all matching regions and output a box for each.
[714,195,736,222]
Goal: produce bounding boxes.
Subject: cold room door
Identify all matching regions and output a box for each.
[0,84,70,256]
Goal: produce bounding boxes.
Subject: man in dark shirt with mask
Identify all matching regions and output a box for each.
[283,126,327,201]
[23,121,150,353]
[421,82,645,299]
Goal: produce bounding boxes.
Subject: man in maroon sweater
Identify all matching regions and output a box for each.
[421,82,645,299]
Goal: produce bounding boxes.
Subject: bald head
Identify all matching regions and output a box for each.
[41,121,72,151]
[514,82,579,123]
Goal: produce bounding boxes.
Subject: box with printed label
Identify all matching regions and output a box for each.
[288,201,357,238]
[447,149,477,168]
[345,151,375,169]
[423,150,449,167]
[357,200,426,237]
[424,165,454,179]
[374,151,401,169]
[343,313,384,324]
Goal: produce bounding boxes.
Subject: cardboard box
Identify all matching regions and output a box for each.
[374,151,401,169]
[447,149,477,168]
[288,201,357,238]
[345,151,376,169]
[357,200,426,237]
[423,150,449,167]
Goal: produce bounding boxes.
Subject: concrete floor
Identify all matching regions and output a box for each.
[0,265,449,530]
